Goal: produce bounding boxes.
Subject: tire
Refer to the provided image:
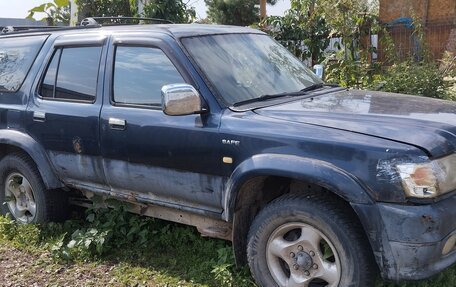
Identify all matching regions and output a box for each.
[247,193,376,287]
[0,153,68,223]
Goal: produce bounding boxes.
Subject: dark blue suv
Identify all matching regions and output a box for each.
[0,21,455,287]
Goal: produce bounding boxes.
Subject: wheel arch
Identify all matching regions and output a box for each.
[0,129,62,189]
[225,154,374,265]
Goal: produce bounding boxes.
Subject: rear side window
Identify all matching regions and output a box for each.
[40,46,102,102]
[0,35,48,92]
[113,46,184,105]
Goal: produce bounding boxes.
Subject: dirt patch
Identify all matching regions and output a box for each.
[0,246,120,286]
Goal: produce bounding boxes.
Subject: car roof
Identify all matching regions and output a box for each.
[0,24,265,39]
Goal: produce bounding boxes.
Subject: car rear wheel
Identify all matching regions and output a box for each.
[3,172,38,223]
[247,193,376,287]
[0,153,68,223]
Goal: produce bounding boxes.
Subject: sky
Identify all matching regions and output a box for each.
[0,0,291,20]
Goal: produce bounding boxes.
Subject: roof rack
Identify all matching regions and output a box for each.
[80,17,174,27]
[0,17,174,35]
[1,25,64,35]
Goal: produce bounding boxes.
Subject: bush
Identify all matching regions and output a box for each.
[379,61,452,100]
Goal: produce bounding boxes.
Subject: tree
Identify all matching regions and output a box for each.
[75,0,135,18]
[308,0,381,64]
[205,0,277,26]
[142,0,196,23]
[315,0,381,87]
[263,0,330,65]
[27,0,70,26]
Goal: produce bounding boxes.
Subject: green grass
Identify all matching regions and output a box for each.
[0,208,454,287]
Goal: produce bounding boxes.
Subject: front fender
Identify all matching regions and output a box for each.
[0,129,62,189]
[223,154,373,221]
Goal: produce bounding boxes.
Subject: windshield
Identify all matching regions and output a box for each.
[181,33,323,106]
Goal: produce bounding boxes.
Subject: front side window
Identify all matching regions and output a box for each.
[181,33,323,106]
[0,35,48,92]
[113,46,184,106]
[40,46,102,102]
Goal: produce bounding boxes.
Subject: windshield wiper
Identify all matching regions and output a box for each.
[300,83,339,93]
[232,83,340,107]
[232,93,293,107]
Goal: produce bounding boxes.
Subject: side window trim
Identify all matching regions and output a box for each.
[111,44,187,109]
[46,48,62,99]
[37,45,103,104]
[54,48,63,98]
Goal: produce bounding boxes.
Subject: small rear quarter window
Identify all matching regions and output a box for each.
[0,35,48,92]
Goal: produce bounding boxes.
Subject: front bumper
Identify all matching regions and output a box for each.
[352,194,456,281]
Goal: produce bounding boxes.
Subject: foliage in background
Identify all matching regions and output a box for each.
[263,0,381,87]
[262,0,455,100]
[373,17,455,100]
[318,0,381,88]
[261,0,330,65]
[440,51,456,78]
[205,0,277,26]
[27,0,70,26]
[75,0,195,24]
[142,0,196,23]
[379,61,451,99]
[75,0,135,18]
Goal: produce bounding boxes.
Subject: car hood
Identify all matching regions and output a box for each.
[254,89,456,157]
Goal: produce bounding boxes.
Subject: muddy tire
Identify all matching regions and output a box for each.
[247,193,376,287]
[0,153,68,223]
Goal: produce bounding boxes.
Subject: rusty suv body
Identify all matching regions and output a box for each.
[0,23,455,286]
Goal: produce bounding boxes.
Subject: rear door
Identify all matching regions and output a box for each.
[25,34,108,189]
[100,34,225,214]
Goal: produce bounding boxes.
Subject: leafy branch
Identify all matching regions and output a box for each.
[27,0,70,26]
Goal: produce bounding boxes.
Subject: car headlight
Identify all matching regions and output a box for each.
[397,153,456,198]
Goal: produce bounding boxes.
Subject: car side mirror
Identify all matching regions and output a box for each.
[161,84,205,116]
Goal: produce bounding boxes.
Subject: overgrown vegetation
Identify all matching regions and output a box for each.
[262,0,456,101]
[379,61,453,100]
[205,0,277,26]
[1,204,455,286]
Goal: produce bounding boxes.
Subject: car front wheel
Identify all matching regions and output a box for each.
[247,193,376,287]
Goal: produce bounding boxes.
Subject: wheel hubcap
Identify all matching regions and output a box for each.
[295,251,313,271]
[4,173,36,223]
[266,222,341,287]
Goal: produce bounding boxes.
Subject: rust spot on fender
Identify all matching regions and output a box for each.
[72,137,83,154]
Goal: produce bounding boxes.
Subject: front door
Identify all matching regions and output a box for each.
[100,35,225,214]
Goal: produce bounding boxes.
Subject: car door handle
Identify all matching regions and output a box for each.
[33,111,46,122]
[108,118,126,130]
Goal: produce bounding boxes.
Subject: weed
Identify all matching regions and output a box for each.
[212,246,254,287]
[50,202,156,261]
